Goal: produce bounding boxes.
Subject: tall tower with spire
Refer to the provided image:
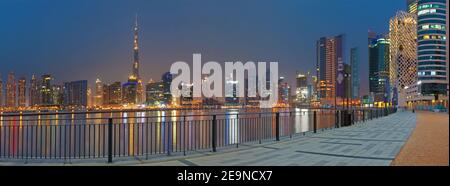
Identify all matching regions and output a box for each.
[124,14,144,105]
[132,14,140,79]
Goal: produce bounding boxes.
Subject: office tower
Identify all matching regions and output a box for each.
[6,72,16,108]
[277,77,290,105]
[368,32,390,105]
[350,48,360,99]
[137,79,144,104]
[29,75,40,107]
[109,82,122,105]
[102,82,122,106]
[63,80,88,107]
[317,34,344,106]
[344,63,352,106]
[87,86,93,107]
[52,85,64,106]
[161,72,173,106]
[145,80,165,107]
[390,11,418,106]
[295,73,308,106]
[41,74,53,105]
[18,77,26,107]
[225,73,240,106]
[94,78,103,106]
[417,0,447,102]
[0,75,3,107]
[180,82,194,106]
[407,0,419,14]
[122,77,138,105]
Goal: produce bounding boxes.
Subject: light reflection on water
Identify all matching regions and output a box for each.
[0,108,340,158]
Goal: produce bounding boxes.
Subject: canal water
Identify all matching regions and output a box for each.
[0,108,340,159]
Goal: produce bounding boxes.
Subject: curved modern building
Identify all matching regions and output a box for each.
[417,0,447,96]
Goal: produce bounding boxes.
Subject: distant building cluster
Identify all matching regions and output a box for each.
[1,0,447,111]
[367,0,448,110]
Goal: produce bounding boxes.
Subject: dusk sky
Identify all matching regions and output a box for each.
[0,0,406,95]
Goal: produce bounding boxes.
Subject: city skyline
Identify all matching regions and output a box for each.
[0,0,407,96]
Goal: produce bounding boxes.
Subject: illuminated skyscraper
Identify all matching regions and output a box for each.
[407,0,419,14]
[368,32,390,104]
[52,85,64,106]
[6,72,16,108]
[29,75,40,107]
[350,48,360,99]
[0,75,3,107]
[317,34,344,106]
[41,74,53,106]
[389,11,417,106]
[416,0,447,102]
[132,15,140,79]
[18,77,26,107]
[161,72,173,105]
[63,80,88,107]
[122,77,138,105]
[145,80,165,107]
[126,15,144,105]
[295,73,308,106]
[94,78,103,106]
[102,82,122,106]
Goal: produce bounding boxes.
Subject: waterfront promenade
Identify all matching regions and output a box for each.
[392,111,449,166]
[2,110,432,166]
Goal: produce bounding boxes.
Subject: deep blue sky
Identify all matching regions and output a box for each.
[0,0,406,95]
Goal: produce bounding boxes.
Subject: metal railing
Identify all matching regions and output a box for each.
[0,107,397,162]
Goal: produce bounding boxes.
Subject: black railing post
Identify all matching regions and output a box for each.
[275,112,280,141]
[108,118,113,163]
[362,110,365,122]
[167,122,172,156]
[212,115,217,152]
[335,110,340,128]
[313,111,317,133]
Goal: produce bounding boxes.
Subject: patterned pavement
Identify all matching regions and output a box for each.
[137,111,416,166]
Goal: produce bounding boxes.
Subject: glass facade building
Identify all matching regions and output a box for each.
[417,0,447,96]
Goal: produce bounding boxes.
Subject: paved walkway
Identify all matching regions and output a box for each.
[391,111,449,166]
[0,111,417,166]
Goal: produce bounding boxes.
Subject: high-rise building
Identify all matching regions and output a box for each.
[94,78,103,106]
[6,72,16,108]
[122,78,138,105]
[161,72,173,106]
[0,75,3,107]
[295,73,309,106]
[41,74,53,105]
[29,75,40,107]
[145,80,165,107]
[225,73,240,106]
[132,15,140,79]
[277,77,290,106]
[407,0,419,14]
[350,48,360,99]
[317,34,344,106]
[126,15,144,105]
[102,82,122,106]
[18,77,26,107]
[390,11,418,106]
[416,0,447,100]
[52,85,64,106]
[344,63,352,104]
[63,80,88,107]
[368,32,390,105]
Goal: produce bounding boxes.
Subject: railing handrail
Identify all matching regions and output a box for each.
[0,108,386,122]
